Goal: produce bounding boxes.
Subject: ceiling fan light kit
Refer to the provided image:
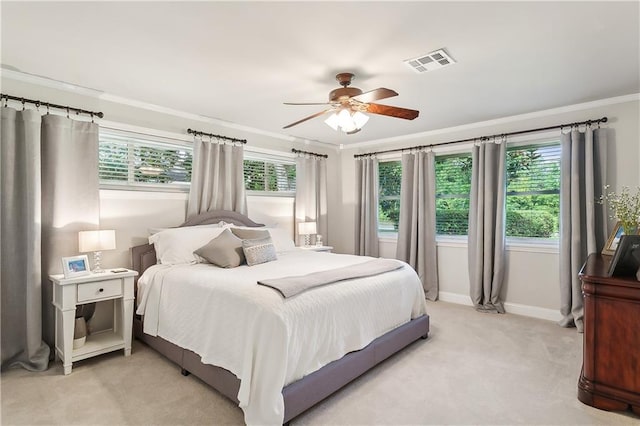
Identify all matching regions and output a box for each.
[324,109,370,134]
[283,72,419,135]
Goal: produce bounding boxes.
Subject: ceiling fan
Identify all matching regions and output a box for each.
[283,72,419,134]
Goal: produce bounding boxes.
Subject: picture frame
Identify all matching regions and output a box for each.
[61,255,91,278]
[607,235,640,277]
[602,221,625,256]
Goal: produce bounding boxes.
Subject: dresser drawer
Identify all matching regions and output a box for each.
[77,279,122,302]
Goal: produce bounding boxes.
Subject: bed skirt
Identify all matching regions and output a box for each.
[133,314,429,423]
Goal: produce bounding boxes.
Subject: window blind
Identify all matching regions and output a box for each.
[505,143,561,238]
[435,153,472,235]
[243,153,296,193]
[99,131,192,191]
[378,160,402,233]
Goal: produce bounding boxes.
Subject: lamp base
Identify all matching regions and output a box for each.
[304,234,311,247]
[92,251,105,273]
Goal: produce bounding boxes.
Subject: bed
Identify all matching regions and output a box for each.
[131,210,430,425]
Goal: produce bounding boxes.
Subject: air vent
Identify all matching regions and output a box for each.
[404,49,456,73]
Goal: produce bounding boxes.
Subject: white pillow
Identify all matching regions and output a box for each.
[148,221,228,236]
[265,227,296,253]
[229,226,296,253]
[149,226,228,264]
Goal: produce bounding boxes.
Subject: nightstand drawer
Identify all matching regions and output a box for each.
[77,279,122,302]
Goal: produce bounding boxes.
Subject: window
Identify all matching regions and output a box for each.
[99,130,192,191]
[378,161,402,234]
[435,153,472,236]
[505,143,560,239]
[243,153,296,194]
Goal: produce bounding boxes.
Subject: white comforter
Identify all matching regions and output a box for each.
[137,250,427,425]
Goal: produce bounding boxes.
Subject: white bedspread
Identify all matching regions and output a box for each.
[137,250,427,425]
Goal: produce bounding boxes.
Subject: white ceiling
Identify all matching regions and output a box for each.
[2,1,639,146]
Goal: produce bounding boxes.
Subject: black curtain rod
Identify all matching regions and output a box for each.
[292,148,328,159]
[1,93,104,119]
[187,128,247,144]
[354,116,608,158]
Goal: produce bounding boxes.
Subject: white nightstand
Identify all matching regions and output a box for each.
[50,269,138,374]
[298,245,334,253]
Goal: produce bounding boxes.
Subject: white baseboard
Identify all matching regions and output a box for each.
[437,291,562,322]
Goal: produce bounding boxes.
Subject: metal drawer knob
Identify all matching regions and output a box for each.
[99,288,104,292]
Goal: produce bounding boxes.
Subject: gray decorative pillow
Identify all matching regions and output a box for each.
[242,236,278,266]
[231,227,270,240]
[194,228,245,268]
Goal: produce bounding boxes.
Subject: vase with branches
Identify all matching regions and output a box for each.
[599,185,640,235]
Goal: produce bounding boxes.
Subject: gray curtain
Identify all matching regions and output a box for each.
[355,157,379,256]
[468,141,507,313]
[396,151,439,301]
[187,139,247,218]
[559,128,607,332]
[1,108,50,371]
[1,110,99,371]
[295,155,328,246]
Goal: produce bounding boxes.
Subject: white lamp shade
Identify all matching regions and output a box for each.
[298,222,317,235]
[78,230,116,252]
[324,109,369,134]
[352,111,370,128]
[324,113,340,131]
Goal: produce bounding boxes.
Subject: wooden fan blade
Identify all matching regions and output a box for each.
[351,88,398,103]
[284,102,332,105]
[283,109,332,129]
[366,103,419,120]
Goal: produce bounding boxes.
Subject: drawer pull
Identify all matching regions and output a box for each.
[99,288,104,292]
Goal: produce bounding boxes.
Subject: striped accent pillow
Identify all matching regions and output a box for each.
[242,236,278,266]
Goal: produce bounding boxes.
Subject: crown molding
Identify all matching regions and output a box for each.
[1,67,338,150]
[1,67,104,97]
[343,93,640,151]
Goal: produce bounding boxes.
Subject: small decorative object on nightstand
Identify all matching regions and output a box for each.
[50,268,137,375]
[299,245,333,253]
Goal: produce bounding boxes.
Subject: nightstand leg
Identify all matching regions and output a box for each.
[61,307,76,375]
[122,296,134,357]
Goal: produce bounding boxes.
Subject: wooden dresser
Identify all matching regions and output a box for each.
[578,253,640,415]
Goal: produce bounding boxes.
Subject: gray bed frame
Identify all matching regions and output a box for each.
[131,210,430,424]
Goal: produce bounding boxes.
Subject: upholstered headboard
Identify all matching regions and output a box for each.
[130,210,265,288]
[179,210,264,228]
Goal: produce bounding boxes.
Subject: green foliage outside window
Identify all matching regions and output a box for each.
[378,161,402,233]
[435,154,472,235]
[244,160,296,192]
[505,145,560,238]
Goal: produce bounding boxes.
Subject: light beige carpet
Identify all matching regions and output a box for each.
[2,301,638,425]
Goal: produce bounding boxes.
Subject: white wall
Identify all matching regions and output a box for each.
[333,97,640,320]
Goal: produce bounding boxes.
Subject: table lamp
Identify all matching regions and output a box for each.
[78,230,116,273]
[298,222,317,247]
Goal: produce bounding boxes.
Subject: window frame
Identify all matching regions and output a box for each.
[435,151,473,238]
[377,159,402,237]
[99,128,193,193]
[504,139,561,245]
[243,149,297,197]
